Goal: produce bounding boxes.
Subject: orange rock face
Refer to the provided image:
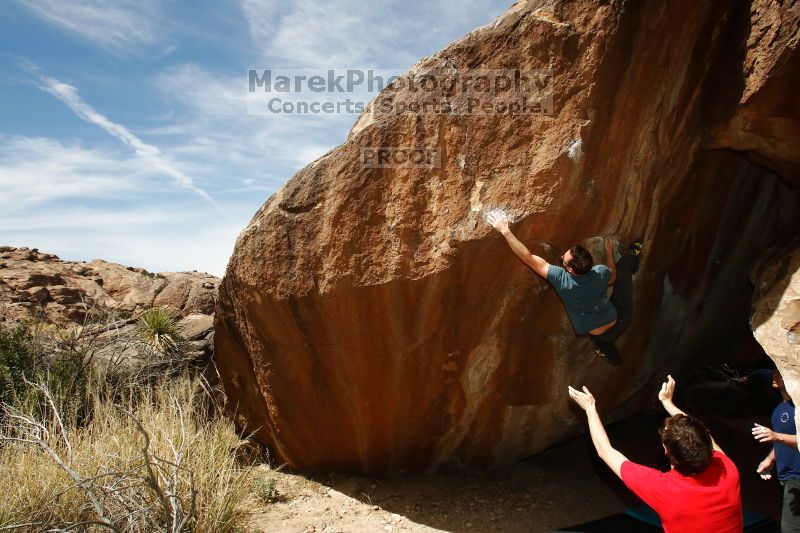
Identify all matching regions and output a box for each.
[708,0,800,181]
[215,0,800,472]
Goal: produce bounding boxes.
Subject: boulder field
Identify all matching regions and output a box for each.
[215,0,800,472]
[0,246,218,347]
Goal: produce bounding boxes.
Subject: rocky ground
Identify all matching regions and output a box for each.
[248,435,629,533]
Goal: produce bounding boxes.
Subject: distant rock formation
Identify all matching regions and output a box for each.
[0,246,219,348]
[215,0,800,472]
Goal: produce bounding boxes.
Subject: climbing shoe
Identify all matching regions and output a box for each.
[628,239,643,257]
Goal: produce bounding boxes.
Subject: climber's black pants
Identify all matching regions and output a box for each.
[589,254,639,356]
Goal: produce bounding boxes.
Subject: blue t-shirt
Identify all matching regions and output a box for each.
[772,401,800,481]
[546,264,617,334]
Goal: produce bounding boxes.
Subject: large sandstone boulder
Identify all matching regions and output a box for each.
[751,239,800,439]
[0,246,219,327]
[215,0,800,472]
[708,0,800,181]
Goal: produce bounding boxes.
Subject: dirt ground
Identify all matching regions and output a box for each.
[246,408,783,533]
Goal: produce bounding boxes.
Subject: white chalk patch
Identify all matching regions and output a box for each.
[456,154,466,172]
[482,207,515,224]
[567,138,583,159]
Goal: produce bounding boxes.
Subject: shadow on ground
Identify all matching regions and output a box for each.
[253,375,783,532]
[310,409,781,532]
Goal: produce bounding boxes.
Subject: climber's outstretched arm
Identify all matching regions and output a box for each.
[486,212,550,279]
[500,228,550,279]
[568,386,629,478]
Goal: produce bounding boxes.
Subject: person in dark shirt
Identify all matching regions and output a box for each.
[753,369,800,532]
[486,210,641,365]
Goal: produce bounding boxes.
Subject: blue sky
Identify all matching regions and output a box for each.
[0,0,510,276]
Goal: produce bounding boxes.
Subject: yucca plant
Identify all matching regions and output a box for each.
[137,307,184,357]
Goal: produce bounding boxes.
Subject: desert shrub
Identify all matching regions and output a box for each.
[0,322,91,426]
[1,376,251,531]
[138,307,184,357]
[0,322,36,404]
[252,475,280,504]
[0,312,256,532]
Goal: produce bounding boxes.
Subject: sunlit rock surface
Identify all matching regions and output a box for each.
[215,0,800,472]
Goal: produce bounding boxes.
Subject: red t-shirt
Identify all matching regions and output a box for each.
[620,451,743,533]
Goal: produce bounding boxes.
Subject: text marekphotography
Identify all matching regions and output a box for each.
[246,68,553,116]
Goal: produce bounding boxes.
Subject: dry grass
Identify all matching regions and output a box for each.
[0,316,260,532]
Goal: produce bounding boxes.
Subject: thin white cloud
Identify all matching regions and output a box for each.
[12,0,168,56]
[2,206,175,232]
[240,0,412,67]
[2,207,244,276]
[150,63,348,182]
[21,61,224,212]
[294,144,333,165]
[0,134,247,276]
[0,136,143,210]
[239,0,508,68]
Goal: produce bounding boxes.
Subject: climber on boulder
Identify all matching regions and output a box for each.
[486,210,642,365]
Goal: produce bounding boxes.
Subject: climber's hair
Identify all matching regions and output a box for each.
[567,245,594,275]
[659,414,713,476]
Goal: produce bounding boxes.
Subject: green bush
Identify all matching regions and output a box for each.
[253,475,280,503]
[0,322,35,405]
[0,322,90,427]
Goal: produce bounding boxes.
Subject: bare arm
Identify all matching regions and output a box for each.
[486,211,549,279]
[659,375,723,454]
[604,238,617,285]
[500,228,550,278]
[753,424,799,447]
[757,448,776,480]
[568,386,629,478]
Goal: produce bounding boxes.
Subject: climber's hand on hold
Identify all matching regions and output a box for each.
[486,211,509,233]
[486,210,549,279]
